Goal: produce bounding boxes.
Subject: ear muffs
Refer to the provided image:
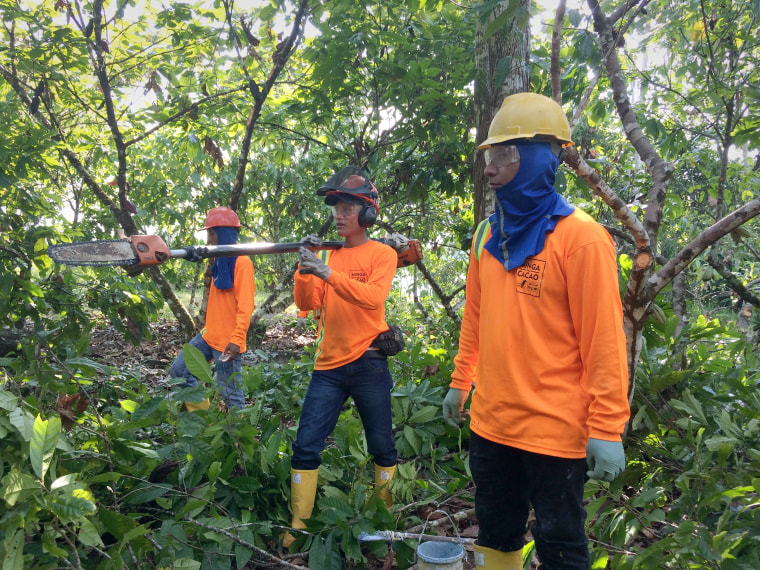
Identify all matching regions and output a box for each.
[357,188,379,227]
[358,204,377,228]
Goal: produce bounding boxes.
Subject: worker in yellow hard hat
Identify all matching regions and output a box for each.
[442,93,630,569]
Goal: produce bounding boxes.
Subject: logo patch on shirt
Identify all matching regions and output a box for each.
[515,258,545,297]
[350,269,368,283]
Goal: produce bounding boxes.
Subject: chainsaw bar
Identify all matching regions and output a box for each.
[47,240,139,267]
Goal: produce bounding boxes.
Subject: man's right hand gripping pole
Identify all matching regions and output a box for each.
[442,387,470,428]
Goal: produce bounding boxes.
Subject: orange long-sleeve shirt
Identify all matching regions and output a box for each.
[202,256,256,353]
[294,240,396,370]
[451,209,629,458]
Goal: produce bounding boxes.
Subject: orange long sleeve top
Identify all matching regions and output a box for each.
[294,240,396,370]
[451,209,629,458]
[202,256,256,353]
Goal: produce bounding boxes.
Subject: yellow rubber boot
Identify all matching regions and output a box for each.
[374,464,396,509]
[281,468,318,550]
[473,542,522,569]
[182,398,210,412]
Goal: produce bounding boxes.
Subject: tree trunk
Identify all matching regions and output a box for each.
[147,266,197,338]
[473,0,531,224]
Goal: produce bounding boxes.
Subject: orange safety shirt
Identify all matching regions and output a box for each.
[294,240,396,370]
[202,256,256,353]
[451,209,629,458]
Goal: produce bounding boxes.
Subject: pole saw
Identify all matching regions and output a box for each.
[47,233,423,269]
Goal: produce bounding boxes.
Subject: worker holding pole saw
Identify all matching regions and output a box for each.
[280,167,404,551]
[47,178,421,416]
[167,207,255,411]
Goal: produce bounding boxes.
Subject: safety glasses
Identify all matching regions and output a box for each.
[484,145,520,168]
[331,203,361,218]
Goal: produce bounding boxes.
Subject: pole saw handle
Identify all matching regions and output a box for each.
[129,235,422,268]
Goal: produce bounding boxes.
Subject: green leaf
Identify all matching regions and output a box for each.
[408,405,439,424]
[207,461,222,485]
[121,523,152,543]
[125,482,173,505]
[85,472,124,484]
[42,529,68,557]
[132,396,165,419]
[172,559,201,570]
[98,509,137,537]
[30,414,61,480]
[50,494,96,519]
[0,391,18,411]
[64,357,111,375]
[78,518,104,548]
[181,343,214,385]
[8,409,34,442]
[483,3,520,42]
[2,529,25,570]
[178,411,207,436]
[493,56,512,90]
[403,424,422,454]
[51,473,78,491]
[125,442,160,459]
[1,470,39,506]
[670,390,709,426]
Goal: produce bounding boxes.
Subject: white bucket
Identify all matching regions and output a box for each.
[416,540,465,570]
[415,510,466,570]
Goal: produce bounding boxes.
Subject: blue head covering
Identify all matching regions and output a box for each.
[211,227,239,290]
[483,141,574,270]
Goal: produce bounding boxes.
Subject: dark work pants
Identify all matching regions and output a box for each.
[470,431,590,569]
[291,355,398,470]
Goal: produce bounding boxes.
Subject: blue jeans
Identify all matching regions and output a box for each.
[470,431,589,569]
[291,355,398,470]
[168,333,245,409]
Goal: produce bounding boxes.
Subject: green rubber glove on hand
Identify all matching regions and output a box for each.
[442,388,470,428]
[586,438,626,482]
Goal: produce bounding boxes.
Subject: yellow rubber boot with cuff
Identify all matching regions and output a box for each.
[374,464,396,509]
[281,468,318,550]
[182,398,210,412]
[473,542,523,569]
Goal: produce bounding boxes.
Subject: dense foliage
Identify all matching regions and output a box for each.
[1,0,759,568]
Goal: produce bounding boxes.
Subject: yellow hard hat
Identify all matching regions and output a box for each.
[477,92,573,149]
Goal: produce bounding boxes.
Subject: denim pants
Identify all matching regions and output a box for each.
[470,431,590,569]
[291,355,398,470]
[168,333,245,409]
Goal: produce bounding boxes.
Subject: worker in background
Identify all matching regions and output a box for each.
[281,167,399,550]
[169,207,255,411]
[442,93,630,569]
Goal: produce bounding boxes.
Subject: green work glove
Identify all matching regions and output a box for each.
[586,438,626,482]
[442,388,470,428]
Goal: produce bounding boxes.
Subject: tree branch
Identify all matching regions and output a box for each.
[124,85,248,147]
[707,249,760,307]
[229,0,310,211]
[414,260,462,327]
[184,518,308,570]
[563,147,649,250]
[87,0,136,234]
[647,199,760,299]
[550,0,566,102]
